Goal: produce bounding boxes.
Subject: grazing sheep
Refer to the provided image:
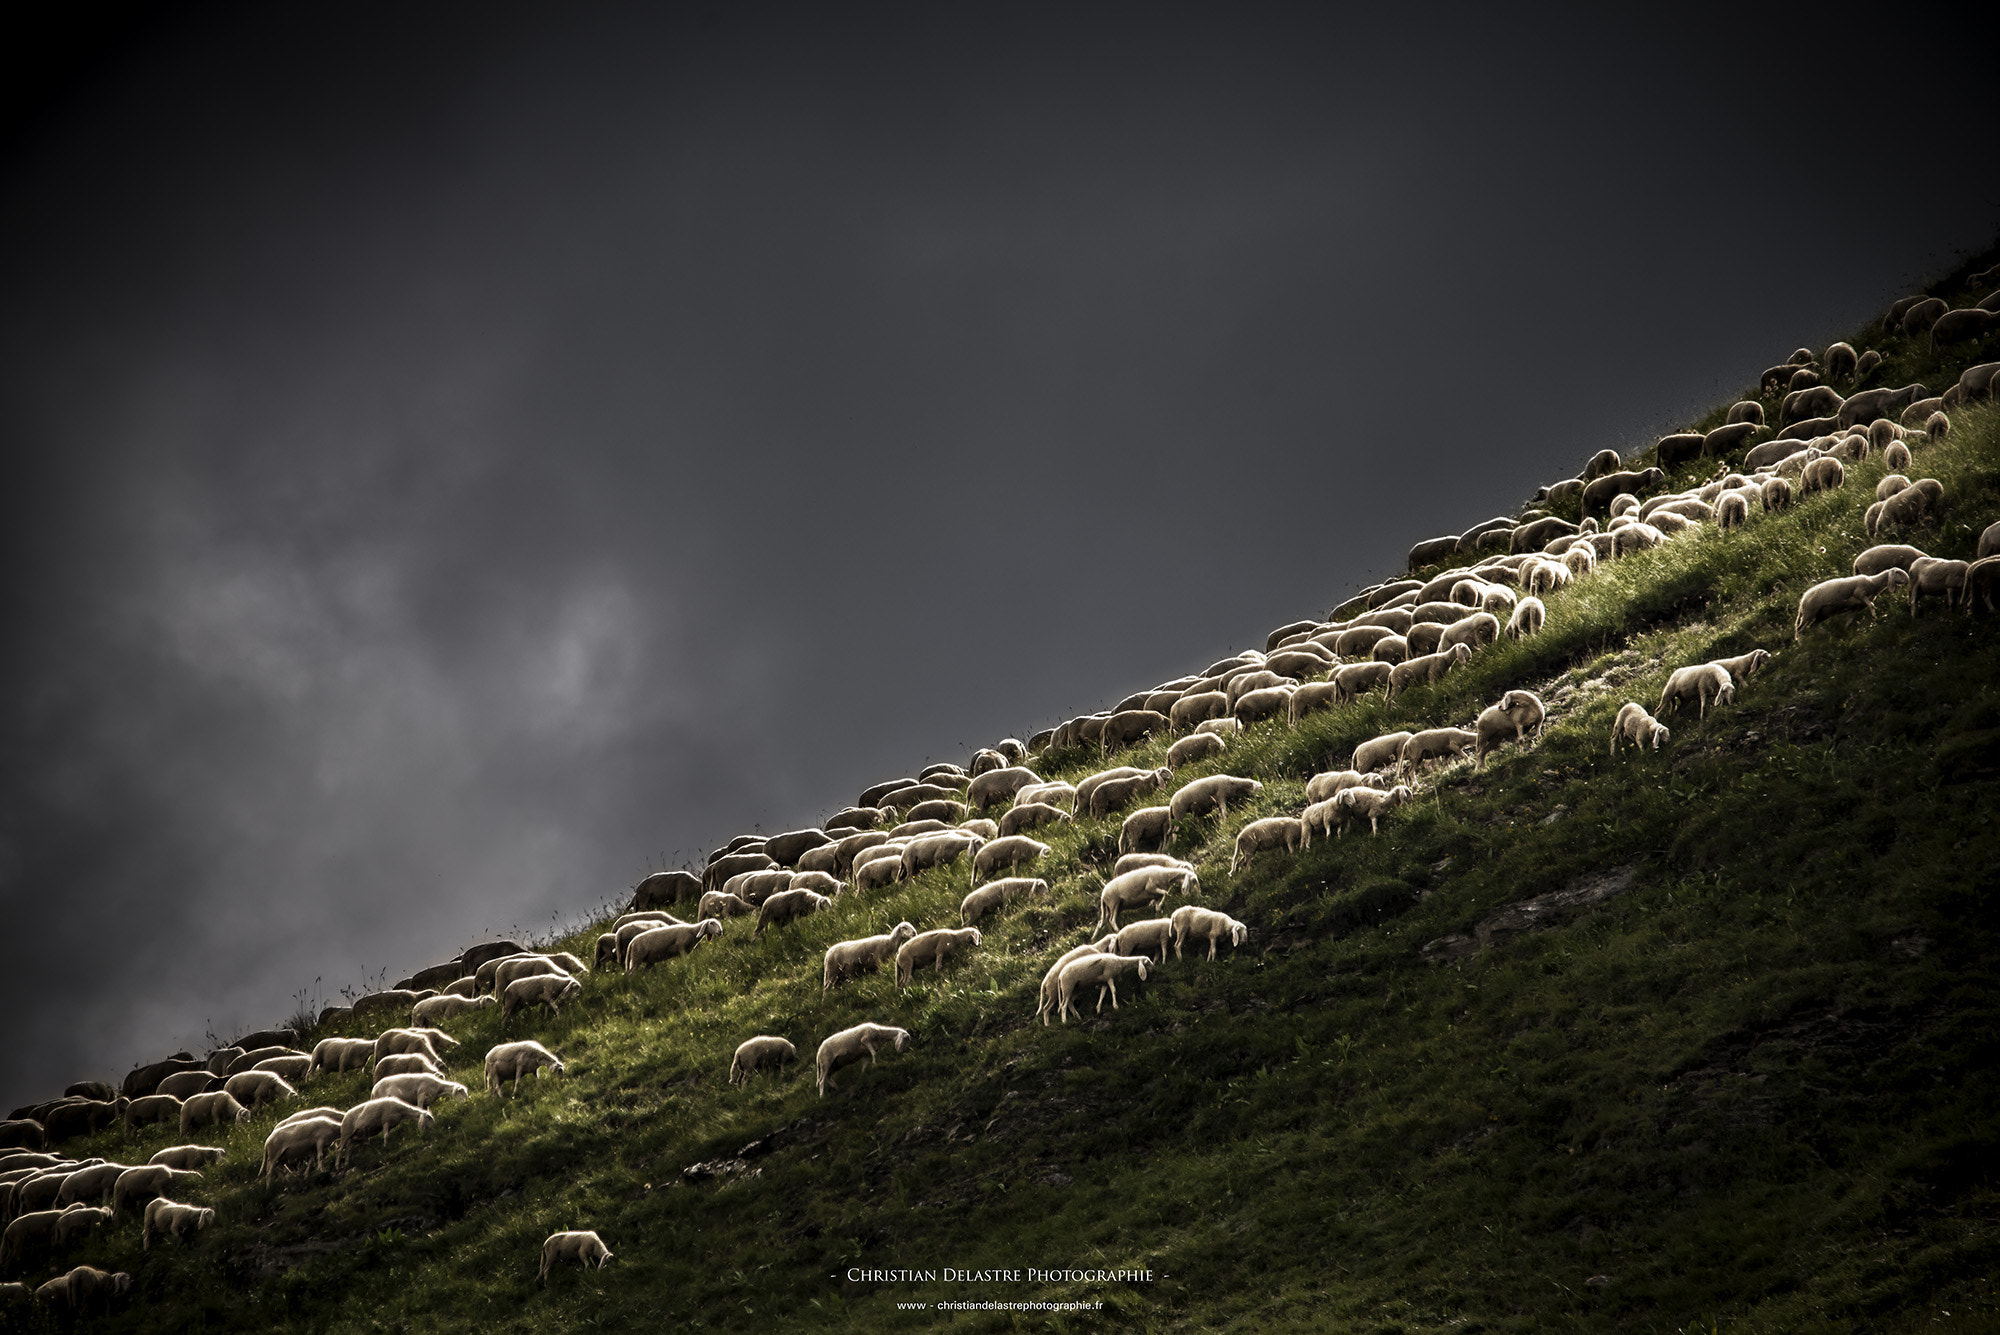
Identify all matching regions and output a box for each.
[1707,648,1772,684]
[1367,634,1411,665]
[540,1230,614,1281]
[485,1041,565,1096]
[1658,664,1734,719]
[178,1091,248,1139]
[698,890,754,921]
[1034,942,1115,1024]
[959,877,1047,927]
[900,830,986,883]
[755,889,833,935]
[412,993,496,1027]
[1098,709,1171,755]
[822,923,919,990]
[1610,702,1670,754]
[628,870,701,911]
[965,766,1042,811]
[1169,906,1250,961]
[894,928,983,987]
[1801,455,1845,495]
[53,1162,130,1208]
[852,848,908,892]
[1352,731,1414,775]
[336,1097,433,1167]
[148,1145,225,1171]
[728,1037,797,1086]
[370,1074,469,1111]
[1384,643,1470,702]
[1838,383,1926,430]
[374,1052,444,1080]
[1231,816,1302,873]
[1233,684,1297,726]
[1194,717,1241,739]
[815,1023,911,1097]
[1331,661,1395,706]
[1165,774,1264,835]
[625,920,724,971]
[1908,557,1972,615]
[1581,467,1665,519]
[1165,729,1229,769]
[1439,611,1500,654]
[1088,769,1173,820]
[1726,400,1764,425]
[1333,784,1413,836]
[374,1027,454,1066]
[52,1205,111,1249]
[1096,865,1199,933]
[1119,805,1173,854]
[702,851,775,893]
[1870,479,1944,537]
[1963,556,2000,612]
[501,972,582,1020]
[1054,954,1151,1024]
[1,1211,63,1270]
[1854,544,1929,577]
[1106,918,1175,964]
[1563,541,1598,578]
[1400,727,1477,778]
[1506,597,1546,640]
[1474,691,1547,769]
[1169,690,1231,728]
[122,1095,182,1133]
[1795,568,1911,639]
[1876,472,1912,502]
[111,1165,201,1219]
[260,1117,343,1179]
[1303,768,1385,805]
[997,801,1071,838]
[142,1199,214,1249]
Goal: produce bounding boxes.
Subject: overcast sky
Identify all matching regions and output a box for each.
[0,4,1993,1112]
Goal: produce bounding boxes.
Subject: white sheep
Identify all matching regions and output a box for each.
[336,1098,433,1167]
[373,1027,455,1067]
[1194,717,1242,739]
[1164,774,1264,835]
[1118,805,1173,854]
[369,1073,469,1111]
[1351,731,1413,775]
[1333,784,1412,836]
[1012,780,1078,812]
[815,1023,911,1097]
[1111,852,1195,878]
[1610,702,1670,754]
[221,1070,295,1110]
[1169,905,1249,960]
[411,993,496,1027]
[852,849,908,892]
[1876,472,1912,502]
[1108,919,1176,964]
[1853,544,1929,577]
[1231,816,1302,873]
[111,1165,202,1219]
[894,928,983,987]
[822,923,919,990]
[1303,769,1384,805]
[998,801,1072,837]
[1794,568,1911,639]
[1708,648,1773,683]
[972,835,1050,879]
[260,1117,343,1179]
[1883,440,1912,471]
[140,1198,213,1249]
[959,877,1047,927]
[147,1145,225,1171]
[1869,478,1943,537]
[1036,941,1114,1024]
[728,1037,797,1086]
[178,1091,248,1139]
[540,1230,613,1282]
[1386,643,1472,701]
[1908,556,1971,615]
[484,1040,565,1096]
[1473,690,1547,769]
[754,889,833,935]
[1331,661,1394,705]
[1657,664,1733,720]
[51,1205,111,1248]
[1054,954,1151,1023]
[1096,865,1198,933]
[624,920,724,971]
[374,1052,444,1080]
[1400,727,1477,779]
[502,972,582,1020]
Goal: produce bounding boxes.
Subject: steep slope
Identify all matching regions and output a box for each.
[11,252,2000,1334]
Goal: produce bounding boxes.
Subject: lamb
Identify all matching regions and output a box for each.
[1170,690,1230,727]
[1439,611,1500,653]
[148,1145,225,1171]
[852,850,908,892]
[178,1091,248,1139]
[1096,865,1199,933]
[823,923,919,989]
[369,1073,470,1111]
[1012,780,1077,813]
[142,1199,213,1249]
[815,1023,911,1097]
[1385,643,1470,701]
[1657,663,1734,719]
[728,1036,797,1085]
[52,1205,111,1248]
[260,1117,342,1179]
[1073,766,1148,814]
[1563,541,1598,578]
[1610,702,1670,753]
[485,1040,565,1096]
[1708,648,1772,684]
[374,1052,445,1080]
[755,888,833,934]
[1332,661,1394,704]
[1169,905,1249,961]
[624,920,724,971]
[1118,805,1173,853]
[1795,568,1911,639]
[1352,731,1414,775]
[1165,774,1264,834]
[501,972,583,1020]
[1908,557,1972,615]
[1876,472,1912,502]
[1166,730,1228,766]
[899,830,985,883]
[1194,717,1241,739]
[1231,816,1302,873]
[122,1094,182,1133]
[1400,727,1477,778]
[1506,596,1546,640]
[1054,954,1151,1023]
[1304,768,1384,805]
[374,1027,455,1066]
[1086,769,1171,819]
[1474,690,1547,769]
[412,993,496,1027]
[894,928,983,987]
[1853,545,1929,577]
[540,1230,613,1281]
[1333,784,1413,836]
[960,877,1047,927]
[1800,455,1845,495]
[336,1097,433,1167]
[111,1165,201,1219]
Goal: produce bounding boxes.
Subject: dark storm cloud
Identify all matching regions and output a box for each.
[0,4,1992,1109]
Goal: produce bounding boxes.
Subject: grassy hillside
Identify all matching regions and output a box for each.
[15,255,2000,1333]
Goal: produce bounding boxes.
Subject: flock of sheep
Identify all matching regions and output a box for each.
[2,271,1996,1321]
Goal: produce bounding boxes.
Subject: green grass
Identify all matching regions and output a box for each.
[18,257,2000,1333]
